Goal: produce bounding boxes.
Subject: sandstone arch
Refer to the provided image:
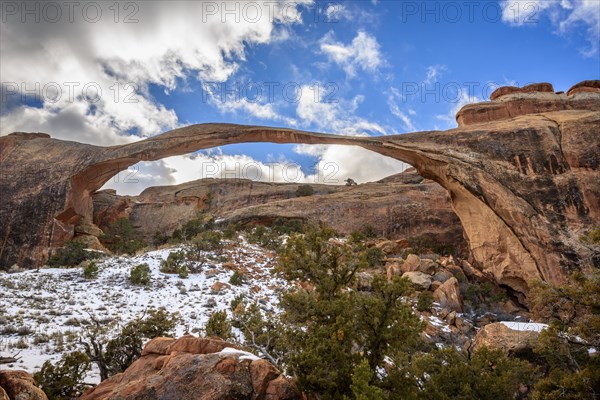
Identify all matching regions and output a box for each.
[1,81,599,297]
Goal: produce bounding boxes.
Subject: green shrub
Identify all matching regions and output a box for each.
[103,308,178,376]
[171,215,215,242]
[230,294,245,311]
[349,231,366,243]
[222,223,240,240]
[247,226,282,251]
[100,218,146,255]
[229,271,245,286]
[34,351,91,400]
[295,184,314,197]
[365,247,385,268]
[48,241,99,268]
[82,261,99,279]
[160,250,188,278]
[417,291,434,312]
[130,263,151,286]
[205,310,232,339]
[272,217,304,235]
[152,231,169,247]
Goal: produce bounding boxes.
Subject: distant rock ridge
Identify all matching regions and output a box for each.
[1,79,599,298]
[91,167,466,251]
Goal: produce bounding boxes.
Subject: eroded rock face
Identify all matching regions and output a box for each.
[92,168,464,246]
[472,323,542,354]
[0,370,48,400]
[80,336,301,400]
[1,80,599,298]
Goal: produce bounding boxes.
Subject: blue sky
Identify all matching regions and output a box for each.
[1,0,599,193]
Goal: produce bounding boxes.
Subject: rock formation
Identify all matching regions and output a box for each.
[471,322,543,354]
[1,80,599,297]
[92,168,465,248]
[80,336,300,400]
[0,370,48,400]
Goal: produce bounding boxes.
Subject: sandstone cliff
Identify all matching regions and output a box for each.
[91,168,465,251]
[1,80,599,297]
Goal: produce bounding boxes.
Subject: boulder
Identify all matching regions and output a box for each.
[460,260,484,280]
[211,281,231,293]
[80,336,300,400]
[265,376,302,400]
[375,240,402,255]
[432,269,453,284]
[402,271,432,291]
[445,311,457,325]
[418,258,437,274]
[401,254,421,273]
[386,262,402,281]
[250,359,280,398]
[472,322,543,354]
[433,277,462,312]
[0,370,48,400]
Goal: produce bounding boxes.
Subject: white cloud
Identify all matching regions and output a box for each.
[319,31,384,78]
[294,144,409,184]
[387,87,417,132]
[296,84,389,135]
[0,1,314,144]
[212,97,298,127]
[500,0,600,56]
[324,4,354,21]
[424,64,448,85]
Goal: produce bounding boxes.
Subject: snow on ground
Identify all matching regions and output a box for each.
[0,240,288,382]
[500,321,548,332]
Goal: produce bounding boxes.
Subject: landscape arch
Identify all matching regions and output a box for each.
[2,85,599,298]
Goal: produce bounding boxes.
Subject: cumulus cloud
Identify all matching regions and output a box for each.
[0,0,314,144]
[319,30,384,78]
[500,0,600,56]
[296,84,389,135]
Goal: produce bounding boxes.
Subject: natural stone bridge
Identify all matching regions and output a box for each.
[1,81,599,297]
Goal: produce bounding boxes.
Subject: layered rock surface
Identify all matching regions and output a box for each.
[0,370,47,400]
[1,80,599,297]
[92,168,464,248]
[80,336,300,400]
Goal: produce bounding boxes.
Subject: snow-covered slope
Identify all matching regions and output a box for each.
[0,240,287,383]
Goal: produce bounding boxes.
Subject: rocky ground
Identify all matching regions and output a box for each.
[0,234,542,388]
[0,238,287,384]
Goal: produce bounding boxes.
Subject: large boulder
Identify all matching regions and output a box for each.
[433,277,462,312]
[402,271,432,291]
[80,336,301,400]
[0,370,48,400]
[401,254,421,273]
[472,322,546,354]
